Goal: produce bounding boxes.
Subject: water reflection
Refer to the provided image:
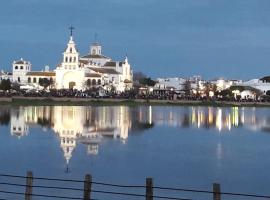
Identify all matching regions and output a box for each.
[153,107,268,132]
[0,105,270,166]
[2,106,154,166]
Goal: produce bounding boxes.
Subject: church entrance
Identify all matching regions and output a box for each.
[69,82,76,89]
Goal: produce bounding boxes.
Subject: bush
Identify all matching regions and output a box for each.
[0,79,11,91]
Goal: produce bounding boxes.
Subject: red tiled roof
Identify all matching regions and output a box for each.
[79,60,89,65]
[104,61,116,67]
[85,73,101,78]
[26,71,56,76]
[89,67,120,74]
[81,54,110,59]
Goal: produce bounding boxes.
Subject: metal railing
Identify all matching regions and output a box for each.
[0,171,269,200]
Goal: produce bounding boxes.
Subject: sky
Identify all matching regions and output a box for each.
[1,0,270,80]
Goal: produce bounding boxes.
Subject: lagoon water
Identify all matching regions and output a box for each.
[0,105,270,199]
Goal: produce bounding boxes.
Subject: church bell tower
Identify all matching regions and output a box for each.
[62,26,80,69]
[90,42,102,55]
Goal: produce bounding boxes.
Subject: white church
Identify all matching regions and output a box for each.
[10,28,133,92]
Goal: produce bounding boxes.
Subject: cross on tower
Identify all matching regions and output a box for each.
[69,26,75,36]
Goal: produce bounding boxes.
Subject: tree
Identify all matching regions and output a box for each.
[39,78,52,89]
[133,71,147,84]
[139,77,156,86]
[204,82,211,97]
[0,110,10,125]
[11,82,20,91]
[183,80,192,96]
[110,85,116,94]
[204,82,217,98]
[0,79,11,91]
[216,89,232,98]
[49,78,54,89]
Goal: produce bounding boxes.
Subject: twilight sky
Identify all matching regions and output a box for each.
[1,0,270,80]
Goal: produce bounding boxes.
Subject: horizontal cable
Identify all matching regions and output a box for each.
[154,186,270,199]
[92,189,192,200]
[92,181,145,188]
[1,173,270,199]
[220,191,270,199]
[154,186,213,194]
[0,189,101,200]
[0,182,84,191]
[0,173,84,183]
[0,182,191,200]
[0,173,145,188]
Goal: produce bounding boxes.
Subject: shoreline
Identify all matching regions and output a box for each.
[0,97,270,107]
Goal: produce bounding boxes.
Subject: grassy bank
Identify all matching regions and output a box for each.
[0,97,270,107]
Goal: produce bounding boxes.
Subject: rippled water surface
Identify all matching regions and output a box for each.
[0,105,270,199]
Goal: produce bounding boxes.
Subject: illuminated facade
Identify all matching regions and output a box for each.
[7,30,133,92]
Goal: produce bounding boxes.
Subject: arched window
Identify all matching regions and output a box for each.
[69,57,72,62]
[65,57,68,62]
[18,77,20,82]
[92,49,96,55]
[33,78,37,83]
[73,57,76,62]
[15,66,18,70]
[92,79,96,85]
[28,77,31,83]
[97,79,101,85]
[70,48,72,53]
[20,66,23,70]
[87,79,91,86]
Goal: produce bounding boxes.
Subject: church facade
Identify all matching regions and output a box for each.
[10,31,133,92]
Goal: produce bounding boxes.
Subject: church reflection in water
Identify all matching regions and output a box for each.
[0,105,270,165]
[6,106,154,165]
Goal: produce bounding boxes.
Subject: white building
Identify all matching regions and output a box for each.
[79,41,133,91]
[210,78,241,91]
[0,70,12,82]
[155,77,186,91]
[12,58,31,84]
[9,30,133,92]
[237,79,270,94]
[154,76,203,92]
[55,35,85,90]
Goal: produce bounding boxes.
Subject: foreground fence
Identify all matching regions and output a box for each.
[0,171,270,200]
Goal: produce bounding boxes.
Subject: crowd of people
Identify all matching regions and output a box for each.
[0,87,269,103]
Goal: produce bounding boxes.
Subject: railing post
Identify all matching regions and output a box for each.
[213,183,221,200]
[83,174,92,200]
[146,177,153,200]
[25,171,33,200]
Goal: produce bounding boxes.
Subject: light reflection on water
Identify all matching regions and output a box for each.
[1,105,270,199]
[1,106,270,163]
